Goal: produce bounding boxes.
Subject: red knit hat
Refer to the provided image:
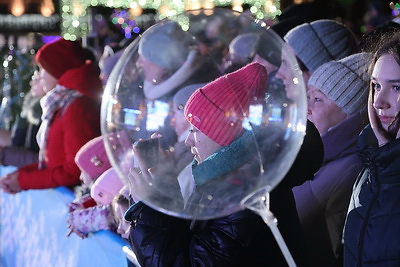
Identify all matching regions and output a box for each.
[184,62,268,146]
[36,38,86,80]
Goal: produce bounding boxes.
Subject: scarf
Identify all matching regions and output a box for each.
[36,85,82,169]
[192,130,258,186]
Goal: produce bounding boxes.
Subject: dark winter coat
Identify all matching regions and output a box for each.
[343,125,400,266]
[293,111,368,266]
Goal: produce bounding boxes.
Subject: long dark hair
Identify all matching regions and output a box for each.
[370,32,400,72]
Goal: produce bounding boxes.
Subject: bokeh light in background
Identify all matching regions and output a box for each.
[60,0,281,40]
[390,1,400,16]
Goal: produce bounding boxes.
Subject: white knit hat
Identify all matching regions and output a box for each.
[284,19,358,73]
[90,168,124,205]
[172,83,207,112]
[308,52,372,116]
[138,21,195,70]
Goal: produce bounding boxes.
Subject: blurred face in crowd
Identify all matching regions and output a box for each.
[252,54,278,74]
[276,43,300,100]
[170,105,190,139]
[137,55,171,84]
[371,54,400,133]
[113,201,130,239]
[185,125,222,164]
[307,86,347,135]
[39,68,57,93]
[30,71,46,97]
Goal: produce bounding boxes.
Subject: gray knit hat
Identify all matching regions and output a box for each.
[284,19,357,73]
[254,29,282,67]
[308,52,372,116]
[139,21,195,70]
[173,83,206,112]
[229,32,259,63]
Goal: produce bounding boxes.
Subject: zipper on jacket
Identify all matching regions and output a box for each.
[356,165,380,267]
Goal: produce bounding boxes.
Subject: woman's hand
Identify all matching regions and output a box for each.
[128,132,174,202]
[127,167,149,202]
[0,171,22,194]
[129,133,161,201]
[185,48,201,69]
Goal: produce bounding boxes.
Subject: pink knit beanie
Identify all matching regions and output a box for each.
[75,135,112,184]
[184,62,268,146]
[90,168,124,205]
[75,131,131,184]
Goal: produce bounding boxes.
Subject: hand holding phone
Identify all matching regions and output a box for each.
[133,138,160,171]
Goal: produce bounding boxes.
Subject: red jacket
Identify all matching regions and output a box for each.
[18,62,102,190]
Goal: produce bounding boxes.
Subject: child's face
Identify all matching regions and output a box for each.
[170,105,190,139]
[30,71,46,97]
[39,68,57,93]
[185,125,222,164]
[114,203,130,239]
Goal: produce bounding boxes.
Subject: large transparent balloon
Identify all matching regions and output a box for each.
[101,8,307,220]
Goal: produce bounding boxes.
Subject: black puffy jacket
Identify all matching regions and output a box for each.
[344,125,400,267]
[126,121,323,267]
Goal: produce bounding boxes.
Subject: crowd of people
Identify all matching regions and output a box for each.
[0,2,400,267]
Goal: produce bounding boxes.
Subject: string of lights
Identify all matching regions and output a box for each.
[60,0,281,40]
[5,0,400,39]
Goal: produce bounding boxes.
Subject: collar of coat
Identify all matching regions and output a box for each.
[191,130,257,187]
[58,61,103,99]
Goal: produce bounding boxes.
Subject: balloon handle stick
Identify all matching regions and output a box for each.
[243,188,296,267]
